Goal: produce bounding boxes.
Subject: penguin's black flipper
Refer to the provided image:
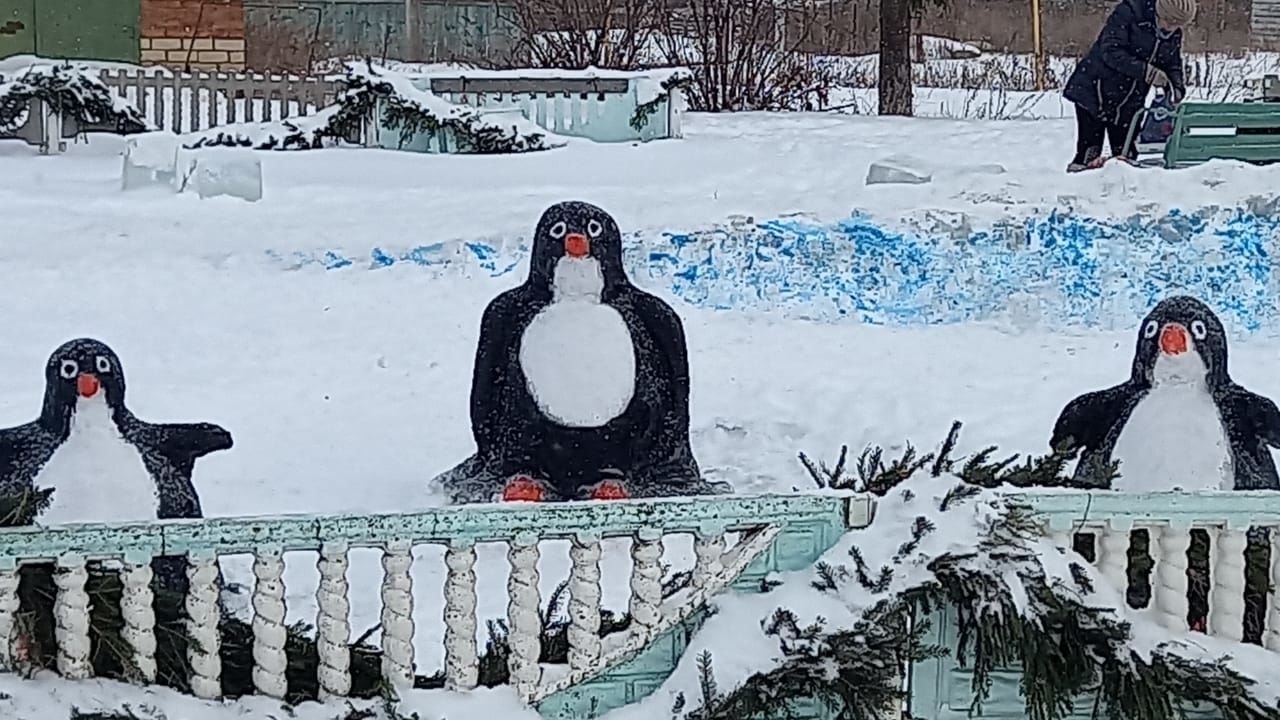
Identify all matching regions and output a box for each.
[469,289,527,455]
[1224,386,1280,448]
[0,425,57,509]
[626,291,705,492]
[1050,385,1132,455]
[132,422,233,487]
[1218,385,1280,490]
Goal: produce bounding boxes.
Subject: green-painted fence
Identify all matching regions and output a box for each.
[0,493,869,718]
[2,488,1276,719]
[0,0,139,63]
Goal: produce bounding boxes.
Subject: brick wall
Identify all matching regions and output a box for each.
[140,0,246,71]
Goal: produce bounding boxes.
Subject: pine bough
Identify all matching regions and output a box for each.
[0,63,148,134]
[641,424,1280,720]
[186,62,560,154]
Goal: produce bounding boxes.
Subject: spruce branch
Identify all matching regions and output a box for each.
[798,445,849,490]
[696,650,720,713]
[719,425,1277,720]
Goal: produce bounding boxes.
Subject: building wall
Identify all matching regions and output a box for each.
[139,0,245,71]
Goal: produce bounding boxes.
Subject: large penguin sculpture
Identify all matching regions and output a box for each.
[434,201,728,504]
[0,338,233,526]
[1051,296,1280,491]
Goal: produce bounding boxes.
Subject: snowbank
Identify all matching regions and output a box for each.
[0,673,538,720]
[0,54,170,78]
[270,197,1280,335]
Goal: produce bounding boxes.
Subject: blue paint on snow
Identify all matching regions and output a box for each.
[266,206,1280,333]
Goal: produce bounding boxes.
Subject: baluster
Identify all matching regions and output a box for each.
[1151,525,1191,631]
[507,531,542,697]
[380,540,415,690]
[443,539,478,691]
[252,548,288,699]
[317,541,352,700]
[1095,524,1129,593]
[567,532,602,674]
[629,528,663,637]
[120,554,156,683]
[187,552,223,699]
[54,554,91,680]
[693,526,726,591]
[1208,526,1247,642]
[1266,528,1280,650]
[0,562,18,671]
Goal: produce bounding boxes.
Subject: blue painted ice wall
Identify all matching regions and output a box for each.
[266,203,1280,333]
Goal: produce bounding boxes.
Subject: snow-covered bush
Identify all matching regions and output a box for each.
[0,63,147,133]
[631,423,1280,720]
[185,63,560,154]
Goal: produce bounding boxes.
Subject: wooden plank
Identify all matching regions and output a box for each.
[1019,488,1280,531]
[429,77,630,94]
[0,493,865,559]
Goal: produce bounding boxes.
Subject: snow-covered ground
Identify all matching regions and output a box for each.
[3,108,1280,717]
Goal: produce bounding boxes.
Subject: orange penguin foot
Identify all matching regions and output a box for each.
[502,475,548,502]
[590,479,631,500]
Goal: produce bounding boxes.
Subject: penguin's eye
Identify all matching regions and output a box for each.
[1143,320,1159,339]
[95,356,111,373]
[1191,320,1207,340]
[548,221,567,239]
[59,360,78,380]
[587,219,603,238]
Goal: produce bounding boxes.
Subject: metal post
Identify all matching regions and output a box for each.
[404,0,422,62]
[1031,0,1045,91]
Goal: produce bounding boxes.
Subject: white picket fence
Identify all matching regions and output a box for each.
[97,69,343,134]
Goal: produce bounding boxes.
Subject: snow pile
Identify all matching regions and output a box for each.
[0,55,170,78]
[273,199,1280,335]
[603,472,1280,719]
[915,35,984,60]
[0,673,538,720]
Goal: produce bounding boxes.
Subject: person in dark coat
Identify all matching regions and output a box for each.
[1062,0,1195,171]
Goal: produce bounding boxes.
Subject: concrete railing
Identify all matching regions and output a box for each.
[0,493,864,717]
[911,489,1280,720]
[6,488,1271,718]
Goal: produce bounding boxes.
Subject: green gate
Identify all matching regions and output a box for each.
[0,0,35,58]
[0,0,139,64]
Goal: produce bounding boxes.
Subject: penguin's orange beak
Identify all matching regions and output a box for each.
[77,373,100,398]
[1159,324,1189,355]
[564,233,589,258]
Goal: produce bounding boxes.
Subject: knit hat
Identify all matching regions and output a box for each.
[1156,0,1197,26]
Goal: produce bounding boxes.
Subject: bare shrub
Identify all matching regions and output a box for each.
[655,0,840,111]
[506,0,665,69]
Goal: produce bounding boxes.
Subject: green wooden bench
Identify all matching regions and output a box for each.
[1162,101,1280,168]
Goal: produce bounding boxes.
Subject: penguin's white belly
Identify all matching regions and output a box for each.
[1110,385,1234,492]
[36,402,158,526]
[519,299,637,428]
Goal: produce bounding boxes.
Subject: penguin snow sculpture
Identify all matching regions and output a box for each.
[0,338,234,526]
[434,201,728,504]
[1051,296,1280,491]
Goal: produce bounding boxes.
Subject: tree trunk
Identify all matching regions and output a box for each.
[878,0,913,116]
